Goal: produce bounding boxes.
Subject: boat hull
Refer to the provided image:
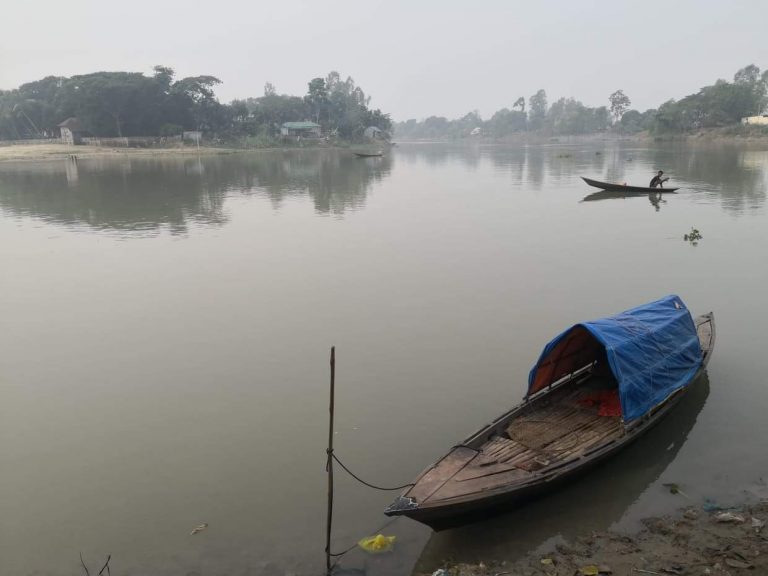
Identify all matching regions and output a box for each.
[386,313,714,530]
[388,383,689,530]
[582,176,679,193]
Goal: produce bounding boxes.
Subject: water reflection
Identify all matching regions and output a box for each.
[395,143,767,213]
[246,149,392,213]
[395,143,483,169]
[650,145,768,213]
[415,373,710,571]
[0,150,392,235]
[582,190,671,211]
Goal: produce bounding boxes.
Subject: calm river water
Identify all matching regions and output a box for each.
[1,142,767,576]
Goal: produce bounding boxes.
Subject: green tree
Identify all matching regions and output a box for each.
[306,77,328,124]
[528,89,547,130]
[171,75,224,131]
[56,72,167,136]
[487,108,526,136]
[609,90,631,124]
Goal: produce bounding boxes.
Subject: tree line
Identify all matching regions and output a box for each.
[0,67,392,142]
[395,64,768,139]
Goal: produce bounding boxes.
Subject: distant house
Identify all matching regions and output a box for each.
[281,121,321,138]
[470,127,482,136]
[58,117,85,145]
[363,126,389,140]
[741,115,768,126]
[182,131,202,143]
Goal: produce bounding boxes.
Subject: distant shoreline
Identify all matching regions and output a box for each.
[1,131,766,164]
[395,128,768,146]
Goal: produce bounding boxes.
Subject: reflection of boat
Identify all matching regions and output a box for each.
[416,371,711,568]
[353,151,384,158]
[582,176,679,193]
[582,190,675,202]
[386,296,715,530]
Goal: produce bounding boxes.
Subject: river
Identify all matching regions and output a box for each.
[1,142,767,576]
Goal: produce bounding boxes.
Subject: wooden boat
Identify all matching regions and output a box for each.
[582,176,679,193]
[385,296,714,530]
[353,151,384,158]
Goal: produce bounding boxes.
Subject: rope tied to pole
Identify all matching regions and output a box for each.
[324,347,412,574]
[331,452,414,492]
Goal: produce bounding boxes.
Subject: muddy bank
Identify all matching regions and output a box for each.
[418,501,768,576]
[0,143,243,162]
[0,141,366,163]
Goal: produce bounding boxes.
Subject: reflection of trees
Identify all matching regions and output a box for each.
[487,147,526,185]
[417,374,710,570]
[0,157,228,234]
[526,148,544,189]
[0,150,392,234]
[381,144,766,214]
[395,143,482,169]
[241,150,392,214]
[648,146,767,213]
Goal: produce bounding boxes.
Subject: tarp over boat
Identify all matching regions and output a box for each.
[527,295,703,421]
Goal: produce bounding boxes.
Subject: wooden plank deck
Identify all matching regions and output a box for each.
[425,385,623,502]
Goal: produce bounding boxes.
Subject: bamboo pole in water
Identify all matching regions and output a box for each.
[325,347,336,574]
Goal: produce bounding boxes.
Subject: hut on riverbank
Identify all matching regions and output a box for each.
[58,117,86,145]
[280,121,321,138]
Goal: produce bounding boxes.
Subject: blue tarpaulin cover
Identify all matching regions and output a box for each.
[528,295,703,421]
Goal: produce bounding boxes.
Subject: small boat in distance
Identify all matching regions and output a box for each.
[582,176,679,193]
[385,295,714,530]
[353,151,384,158]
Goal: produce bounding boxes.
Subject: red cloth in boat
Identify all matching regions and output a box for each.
[578,389,622,417]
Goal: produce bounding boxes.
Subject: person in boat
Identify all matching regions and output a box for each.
[649,170,669,188]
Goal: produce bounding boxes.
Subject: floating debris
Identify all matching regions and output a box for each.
[358,534,396,554]
[663,482,690,498]
[190,522,208,535]
[683,227,703,245]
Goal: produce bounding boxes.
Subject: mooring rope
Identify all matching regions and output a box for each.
[328,450,414,491]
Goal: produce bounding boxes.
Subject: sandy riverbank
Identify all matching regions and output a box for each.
[419,500,768,576]
[0,143,245,163]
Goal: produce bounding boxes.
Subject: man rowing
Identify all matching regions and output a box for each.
[649,170,669,188]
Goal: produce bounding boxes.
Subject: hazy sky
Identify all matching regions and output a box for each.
[2,0,766,121]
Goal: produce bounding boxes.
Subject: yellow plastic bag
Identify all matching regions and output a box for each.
[357,534,396,554]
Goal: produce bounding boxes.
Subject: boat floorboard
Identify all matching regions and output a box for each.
[426,383,623,503]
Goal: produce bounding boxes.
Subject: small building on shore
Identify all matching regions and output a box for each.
[182,131,202,144]
[281,121,321,138]
[363,126,390,140]
[58,117,85,145]
[741,115,768,126]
